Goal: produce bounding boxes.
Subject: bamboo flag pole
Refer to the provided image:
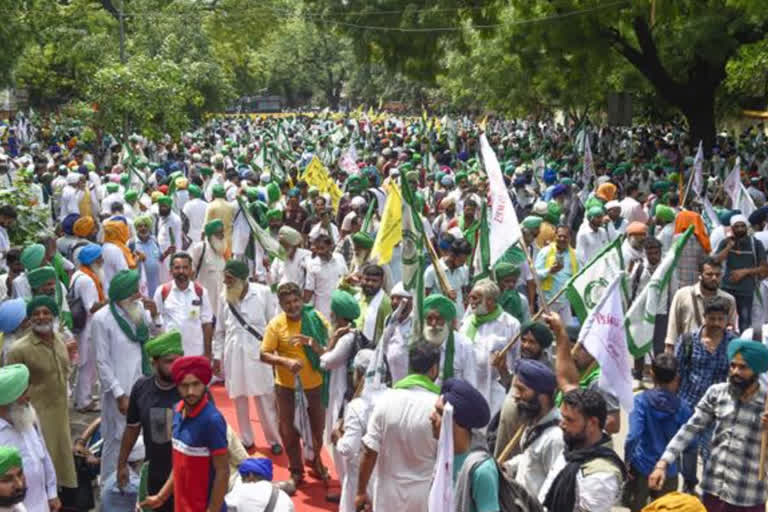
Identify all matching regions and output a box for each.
[497,424,525,464]
[422,226,454,296]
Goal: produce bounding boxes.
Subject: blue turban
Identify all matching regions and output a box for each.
[77,165,89,176]
[441,378,490,430]
[543,168,557,185]
[62,213,80,236]
[0,299,26,334]
[513,176,527,187]
[515,359,557,395]
[77,244,103,265]
[551,184,569,198]
[727,338,768,374]
[748,206,768,226]
[238,458,273,481]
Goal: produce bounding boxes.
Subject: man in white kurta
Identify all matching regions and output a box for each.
[155,197,182,286]
[269,226,310,289]
[59,174,83,219]
[189,220,228,315]
[576,207,611,266]
[213,260,281,453]
[182,185,208,244]
[92,269,161,480]
[420,294,474,389]
[383,283,413,383]
[460,279,521,419]
[153,253,213,358]
[304,234,348,321]
[0,366,59,512]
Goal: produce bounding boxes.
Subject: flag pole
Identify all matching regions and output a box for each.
[681,160,697,209]
[496,424,524,464]
[517,238,550,315]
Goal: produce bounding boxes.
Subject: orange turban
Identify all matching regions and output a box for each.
[595,183,617,202]
[675,210,711,253]
[73,216,95,238]
[103,220,136,268]
[626,222,648,236]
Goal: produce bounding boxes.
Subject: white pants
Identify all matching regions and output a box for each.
[234,395,281,447]
[74,333,97,409]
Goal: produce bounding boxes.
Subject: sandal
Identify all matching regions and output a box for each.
[310,458,329,484]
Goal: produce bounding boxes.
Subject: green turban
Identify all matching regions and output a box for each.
[651,180,673,194]
[266,182,280,204]
[584,196,604,211]
[120,173,130,185]
[212,184,226,198]
[27,295,59,317]
[204,219,224,237]
[561,177,574,186]
[188,184,202,198]
[0,364,29,406]
[246,187,260,202]
[156,195,172,207]
[225,259,249,280]
[351,232,374,249]
[124,189,138,202]
[587,206,605,219]
[494,262,520,280]
[668,172,680,184]
[109,269,140,302]
[27,266,56,289]
[406,170,419,183]
[331,290,360,321]
[0,446,22,475]
[200,166,213,176]
[145,330,184,358]
[266,209,283,222]
[134,215,153,229]
[106,183,119,193]
[521,216,543,230]
[423,294,456,322]
[455,171,468,183]
[655,205,676,223]
[20,244,46,271]
[727,338,768,374]
[521,321,554,349]
[545,201,562,225]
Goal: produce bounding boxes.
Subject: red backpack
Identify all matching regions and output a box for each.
[160,281,204,302]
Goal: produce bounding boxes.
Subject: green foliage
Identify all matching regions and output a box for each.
[0,178,53,246]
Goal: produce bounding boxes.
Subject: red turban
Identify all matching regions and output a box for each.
[170,356,212,385]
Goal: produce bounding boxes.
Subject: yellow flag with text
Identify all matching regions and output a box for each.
[301,156,342,212]
[370,182,402,264]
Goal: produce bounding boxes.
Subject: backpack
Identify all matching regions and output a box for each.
[458,448,543,512]
[67,275,88,334]
[160,281,204,303]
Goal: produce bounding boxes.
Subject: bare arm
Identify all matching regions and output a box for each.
[543,312,580,393]
[206,453,229,512]
[202,323,213,360]
[356,444,378,501]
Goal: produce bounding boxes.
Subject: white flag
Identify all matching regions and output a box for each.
[701,196,722,230]
[579,273,633,412]
[583,133,594,181]
[724,157,757,217]
[339,146,359,175]
[691,140,704,197]
[479,134,522,265]
[428,402,454,512]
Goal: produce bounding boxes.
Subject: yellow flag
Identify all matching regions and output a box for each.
[480,115,488,132]
[370,182,402,264]
[301,156,343,212]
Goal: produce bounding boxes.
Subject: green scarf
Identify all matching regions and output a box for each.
[459,216,480,248]
[499,290,524,323]
[555,365,600,406]
[52,253,69,287]
[443,332,455,382]
[393,374,440,394]
[109,301,151,376]
[299,304,330,407]
[464,305,503,341]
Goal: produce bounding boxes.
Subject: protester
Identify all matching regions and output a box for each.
[535,226,579,323]
[0,446,28,512]
[225,458,294,512]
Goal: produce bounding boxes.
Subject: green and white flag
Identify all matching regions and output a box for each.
[401,176,426,340]
[470,201,491,285]
[235,197,286,262]
[626,226,694,357]
[565,237,627,322]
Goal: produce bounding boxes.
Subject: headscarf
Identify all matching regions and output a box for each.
[62,213,80,236]
[170,355,213,385]
[441,378,490,429]
[27,295,59,317]
[238,458,273,481]
[0,299,26,334]
[331,290,360,321]
[351,232,374,249]
[595,182,617,202]
[0,446,22,475]
[727,338,768,374]
[20,244,45,271]
[674,211,710,253]
[729,214,748,227]
[103,220,136,268]
[0,364,29,405]
[224,260,249,280]
[73,216,95,237]
[640,492,705,512]
[204,219,224,237]
[145,330,184,359]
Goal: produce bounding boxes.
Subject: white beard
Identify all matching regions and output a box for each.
[31,322,53,335]
[91,263,106,284]
[9,403,38,433]
[423,324,450,346]
[226,280,246,305]
[210,236,227,255]
[120,300,145,325]
[471,302,489,315]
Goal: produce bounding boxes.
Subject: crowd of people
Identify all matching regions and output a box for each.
[0,112,765,512]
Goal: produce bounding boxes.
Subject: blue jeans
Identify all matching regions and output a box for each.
[680,428,712,488]
[731,292,754,333]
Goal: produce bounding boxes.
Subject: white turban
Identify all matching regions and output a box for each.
[66,173,82,185]
[730,214,749,227]
[605,200,621,211]
[390,281,412,298]
[532,201,548,215]
[350,196,366,209]
[341,211,358,231]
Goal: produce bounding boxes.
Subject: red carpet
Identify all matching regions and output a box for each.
[210,383,339,511]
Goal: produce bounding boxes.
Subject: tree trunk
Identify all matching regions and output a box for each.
[681,94,717,156]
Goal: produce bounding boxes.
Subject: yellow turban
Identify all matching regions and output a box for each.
[73,216,95,238]
[641,492,705,512]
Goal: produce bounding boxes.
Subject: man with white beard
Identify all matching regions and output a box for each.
[421,294,474,387]
[0,364,60,512]
[213,260,282,455]
[189,220,228,315]
[92,269,162,480]
[460,278,521,419]
[70,244,108,412]
[269,226,311,288]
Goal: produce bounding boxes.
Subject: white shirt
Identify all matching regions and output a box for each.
[70,269,101,365]
[269,248,311,289]
[305,253,348,321]
[575,225,610,266]
[189,241,226,314]
[0,417,57,512]
[363,388,437,512]
[320,331,356,446]
[101,243,129,287]
[156,212,182,253]
[183,198,208,244]
[59,185,82,219]
[606,219,628,240]
[619,196,648,224]
[213,283,277,398]
[0,225,10,260]
[309,222,340,245]
[154,280,213,356]
[336,397,373,512]
[100,192,124,216]
[224,480,294,512]
[424,259,470,320]
[505,408,564,498]
[539,449,621,512]
[658,223,676,254]
[385,315,413,383]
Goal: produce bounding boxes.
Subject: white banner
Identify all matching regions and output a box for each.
[580,273,634,412]
[428,402,454,512]
[479,134,522,265]
[691,140,704,197]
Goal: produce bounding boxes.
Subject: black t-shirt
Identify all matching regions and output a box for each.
[126,376,180,492]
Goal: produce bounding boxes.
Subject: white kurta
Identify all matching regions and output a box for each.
[460,312,520,418]
[0,417,57,512]
[182,198,208,244]
[305,253,348,321]
[101,242,129,287]
[336,397,373,512]
[319,332,356,444]
[100,192,124,215]
[385,316,413,383]
[224,481,294,512]
[213,282,277,397]
[189,241,226,314]
[269,248,311,288]
[619,196,649,224]
[362,387,437,512]
[156,212,182,284]
[575,225,611,266]
[59,185,82,219]
[436,331,475,389]
[70,270,101,408]
[153,280,213,356]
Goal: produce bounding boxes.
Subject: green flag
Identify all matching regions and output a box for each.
[400,176,426,341]
[235,197,286,262]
